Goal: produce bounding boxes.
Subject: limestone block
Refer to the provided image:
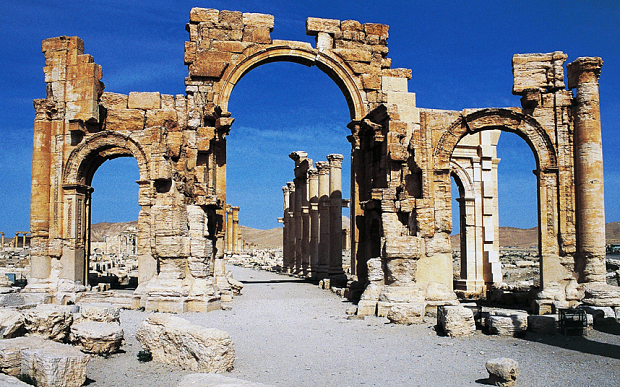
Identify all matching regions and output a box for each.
[190,51,230,78]
[356,300,377,316]
[360,283,382,301]
[366,257,384,283]
[243,13,274,30]
[147,109,178,131]
[384,257,419,285]
[0,336,40,376]
[512,52,567,94]
[0,308,25,338]
[21,340,89,387]
[128,91,161,110]
[384,235,421,259]
[485,358,519,387]
[79,303,120,324]
[364,23,389,39]
[105,108,145,132]
[23,304,74,342]
[386,303,425,325]
[136,313,235,373]
[437,305,476,337]
[155,235,190,258]
[228,277,244,296]
[527,314,558,334]
[190,8,218,23]
[486,311,528,336]
[306,17,341,35]
[0,374,31,387]
[379,284,425,304]
[70,321,124,355]
[331,48,372,63]
[188,256,210,278]
[100,92,128,109]
[178,373,275,387]
[582,283,620,307]
[425,282,458,301]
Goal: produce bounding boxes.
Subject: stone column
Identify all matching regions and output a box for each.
[327,154,345,278]
[282,185,291,271]
[225,205,233,253]
[290,151,310,275]
[232,206,240,254]
[285,182,296,273]
[567,57,606,283]
[308,167,319,277]
[316,161,330,278]
[0,232,4,250]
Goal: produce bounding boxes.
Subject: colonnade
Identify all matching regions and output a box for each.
[225,205,241,254]
[281,152,348,278]
[4,232,30,249]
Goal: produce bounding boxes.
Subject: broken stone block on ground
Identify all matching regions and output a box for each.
[0,373,31,387]
[0,336,89,387]
[486,310,528,336]
[0,308,25,338]
[22,304,75,342]
[437,305,476,337]
[136,313,235,373]
[77,302,121,324]
[386,303,425,325]
[485,357,519,387]
[70,321,124,355]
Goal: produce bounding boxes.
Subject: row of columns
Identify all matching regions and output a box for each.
[225,205,241,254]
[0,232,30,249]
[281,152,348,279]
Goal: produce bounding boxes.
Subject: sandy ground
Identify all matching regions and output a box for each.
[86,265,620,387]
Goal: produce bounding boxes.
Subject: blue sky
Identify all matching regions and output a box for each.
[0,0,618,234]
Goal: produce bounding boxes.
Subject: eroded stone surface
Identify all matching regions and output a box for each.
[0,308,25,338]
[22,304,74,342]
[136,313,235,373]
[70,321,124,355]
[437,305,476,337]
[485,357,519,387]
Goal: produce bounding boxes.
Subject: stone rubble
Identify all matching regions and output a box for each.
[437,305,476,337]
[70,321,124,355]
[22,304,76,342]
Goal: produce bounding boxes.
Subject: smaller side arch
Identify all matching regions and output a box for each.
[63,131,150,186]
[433,109,557,172]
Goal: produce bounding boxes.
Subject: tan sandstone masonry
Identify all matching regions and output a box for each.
[283,152,348,279]
[28,8,608,313]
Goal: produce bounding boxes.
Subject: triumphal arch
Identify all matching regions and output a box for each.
[27,8,608,312]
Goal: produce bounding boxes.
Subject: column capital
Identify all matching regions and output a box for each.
[315,161,330,174]
[327,154,344,168]
[287,181,295,192]
[567,57,603,88]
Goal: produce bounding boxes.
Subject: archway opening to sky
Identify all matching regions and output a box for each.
[227,61,351,233]
[449,129,538,291]
[90,157,141,224]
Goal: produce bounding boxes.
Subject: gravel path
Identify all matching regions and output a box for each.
[87,266,620,386]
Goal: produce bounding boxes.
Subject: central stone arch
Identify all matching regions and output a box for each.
[217,45,367,121]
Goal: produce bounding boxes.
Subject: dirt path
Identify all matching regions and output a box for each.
[87,266,620,386]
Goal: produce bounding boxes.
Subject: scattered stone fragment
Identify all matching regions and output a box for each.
[386,303,425,325]
[177,373,275,387]
[70,321,124,355]
[485,357,519,387]
[0,336,89,387]
[0,308,25,338]
[78,302,121,324]
[486,310,528,336]
[437,305,476,337]
[136,313,235,373]
[21,339,90,387]
[22,304,74,342]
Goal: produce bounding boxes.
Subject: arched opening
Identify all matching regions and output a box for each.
[226,60,352,274]
[88,157,140,288]
[437,109,559,295]
[495,132,538,288]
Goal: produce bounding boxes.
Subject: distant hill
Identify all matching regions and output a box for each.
[88,220,620,250]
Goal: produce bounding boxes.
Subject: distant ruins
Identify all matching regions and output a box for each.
[26,8,612,313]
